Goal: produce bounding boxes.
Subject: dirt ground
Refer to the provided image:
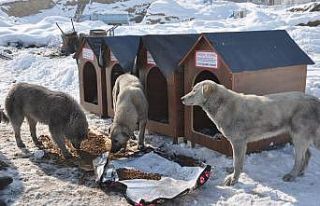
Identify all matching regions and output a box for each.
[0,121,130,206]
[0,0,126,17]
[0,0,54,17]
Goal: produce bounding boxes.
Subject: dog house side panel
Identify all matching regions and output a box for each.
[106,62,115,117]
[173,69,185,137]
[233,65,307,95]
[78,42,107,117]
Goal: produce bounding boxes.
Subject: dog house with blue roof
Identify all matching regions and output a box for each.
[74,35,140,117]
[180,30,314,155]
[137,34,199,143]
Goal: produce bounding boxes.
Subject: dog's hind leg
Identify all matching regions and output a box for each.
[224,139,247,186]
[49,126,72,159]
[10,113,25,148]
[298,148,311,176]
[138,119,147,149]
[283,136,311,182]
[27,117,41,148]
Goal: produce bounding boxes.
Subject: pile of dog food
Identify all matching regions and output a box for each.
[38,129,111,158]
[37,129,112,170]
[116,168,161,181]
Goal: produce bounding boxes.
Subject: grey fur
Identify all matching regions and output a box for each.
[110,74,148,153]
[1,83,88,158]
[181,80,320,186]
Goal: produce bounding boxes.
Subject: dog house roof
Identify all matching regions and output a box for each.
[142,34,199,76]
[76,36,140,72]
[103,36,140,72]
[202,30,314,72]
[85,37,104,58]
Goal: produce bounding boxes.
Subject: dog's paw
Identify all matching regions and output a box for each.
[62,153,73,160]
[17,142,26,148]
[225,167,234,174]
[282,174,296,182]
[34,142,43,149]
[138,144,145,151]
[223,174,238,186]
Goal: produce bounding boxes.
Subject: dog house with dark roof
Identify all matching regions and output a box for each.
[180,30,314,155]
[137,34,199,143]
[75,36,107,117]
[75,35,140,117]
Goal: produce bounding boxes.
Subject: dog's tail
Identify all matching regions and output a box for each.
[0,109,9,123]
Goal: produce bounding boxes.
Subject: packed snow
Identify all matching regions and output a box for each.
[0,0,320,205]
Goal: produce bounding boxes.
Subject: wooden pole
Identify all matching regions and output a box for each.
[56,22,65,35]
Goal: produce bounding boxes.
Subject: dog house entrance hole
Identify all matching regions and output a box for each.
[193,71,220,136]
[146,67,169,123]
[111,64,125,108]
[83,62,98,105]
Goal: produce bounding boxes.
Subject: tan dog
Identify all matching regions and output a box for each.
[110,74,148,152]
[182,80,320,186]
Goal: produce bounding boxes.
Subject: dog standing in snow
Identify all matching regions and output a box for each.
[0,83,88,159]
[181,80,320,186]
[110,73,148,153]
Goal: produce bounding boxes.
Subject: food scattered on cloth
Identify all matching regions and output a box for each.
[116,168,161,181]
[94,151,211,205]
[171,154,201,167]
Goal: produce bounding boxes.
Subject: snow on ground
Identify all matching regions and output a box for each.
[0,0,320,205]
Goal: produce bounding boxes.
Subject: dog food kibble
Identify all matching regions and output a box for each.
[80,131,111,155]
[38,130,111,158]
[116,168,161,181]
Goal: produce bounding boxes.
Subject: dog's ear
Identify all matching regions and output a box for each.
[202,83,214,98]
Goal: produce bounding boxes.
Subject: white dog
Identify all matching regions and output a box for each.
[182,80,320,186]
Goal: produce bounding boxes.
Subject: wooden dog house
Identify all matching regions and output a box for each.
[137,34,199,143]
[180,30,314,155]
[75,35,140,117]
[103,36,141,117]
[75,36,107,117]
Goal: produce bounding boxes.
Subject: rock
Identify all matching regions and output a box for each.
[0,200,6,206]
[298,20,320,27]
[0,176,13,190]
[0,161,10,170]
[34,150,45,159]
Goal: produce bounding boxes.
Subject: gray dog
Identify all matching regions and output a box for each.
[0,83,88,159]
[110,74,148,153]
[181,80,320,186]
